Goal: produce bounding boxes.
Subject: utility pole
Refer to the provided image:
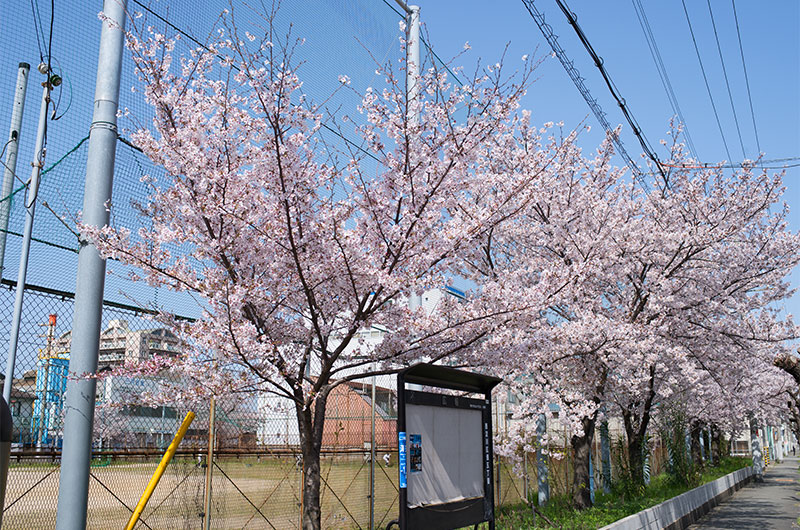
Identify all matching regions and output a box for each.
[0,63,30,278]
[55,1,127,528]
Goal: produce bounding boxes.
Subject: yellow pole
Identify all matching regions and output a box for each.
[125,411,195,530]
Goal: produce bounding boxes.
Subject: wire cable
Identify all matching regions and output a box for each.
[706,0,746,158]
[550,0,667,183]
[29,0,45,63]
[519,0,650,186]
[662,161,800,170]
[731,0,762,158]
[681,0,732,162]
[632,0,698,159]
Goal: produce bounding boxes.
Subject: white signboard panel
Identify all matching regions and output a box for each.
[405,403,484,508]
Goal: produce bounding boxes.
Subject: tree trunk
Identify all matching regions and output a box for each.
[690,422,703,469]
[775,354,800,386]
[570,415,596,510]
[788,392,800,447]
[301,439,322,530]
[628,437,644,487]
[296,386,330,530]
[620,367,655,487]
[599,420,611,493]
[621,409,646,488]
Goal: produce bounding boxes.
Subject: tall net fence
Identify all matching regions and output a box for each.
[0,0,513,528]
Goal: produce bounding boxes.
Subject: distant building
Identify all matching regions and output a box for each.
[257,380,397,449]
[257,287,464,448]
[3,370,36,447]
[30,318,187,448]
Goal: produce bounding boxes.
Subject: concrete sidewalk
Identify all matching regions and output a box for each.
[689,456,800,529]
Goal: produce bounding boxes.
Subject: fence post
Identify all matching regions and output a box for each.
[370,370,376,530]
[55,1,127,528]
[0,396,12,528]
[202,396,216,530]
[536,414,549,505]
[496,456,502,507]
[600,420,611,493]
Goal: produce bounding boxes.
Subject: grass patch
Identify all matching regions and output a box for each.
[494,457,750,529]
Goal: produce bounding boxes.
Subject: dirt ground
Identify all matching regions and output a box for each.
[2,454,524,529]
[2,455,401,529]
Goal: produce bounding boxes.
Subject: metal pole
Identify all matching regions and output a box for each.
[202,396,216,530]
[55,1,126,527]
[406,5,420,126]
[0,396,11,528]
[397,372,407,530]
[0,63,30,278]
[370,369,376,530]
[3,72,52,406]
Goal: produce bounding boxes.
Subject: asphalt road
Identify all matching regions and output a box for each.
[689,456,800,529]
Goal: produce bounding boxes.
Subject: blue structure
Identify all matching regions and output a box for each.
[31,357,69,447]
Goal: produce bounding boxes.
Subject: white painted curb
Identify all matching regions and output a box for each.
[599,466,754,530]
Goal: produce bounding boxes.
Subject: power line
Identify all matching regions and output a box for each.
[551,0,669,183]
[731,0,762,158]
[519,0,651,185]
[29,0,45,62]
[681,0,732,163]
[631,0,698,159]
[662,161,800,170]
[706,0,746,159]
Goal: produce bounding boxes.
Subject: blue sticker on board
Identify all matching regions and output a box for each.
[409,434,422,472]
[398,431,407,488]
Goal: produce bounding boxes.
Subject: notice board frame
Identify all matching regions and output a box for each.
[397,364,502,530]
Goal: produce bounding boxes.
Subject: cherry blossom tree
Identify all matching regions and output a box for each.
[483,129,799,508]
[606,135,800,485]
[471,131,637,509]
[83,9,572,528]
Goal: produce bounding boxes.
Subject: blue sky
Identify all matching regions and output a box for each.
[419,0,800,318]
[0,0,797,334]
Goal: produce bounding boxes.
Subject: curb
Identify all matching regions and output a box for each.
[599,466,754,530]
